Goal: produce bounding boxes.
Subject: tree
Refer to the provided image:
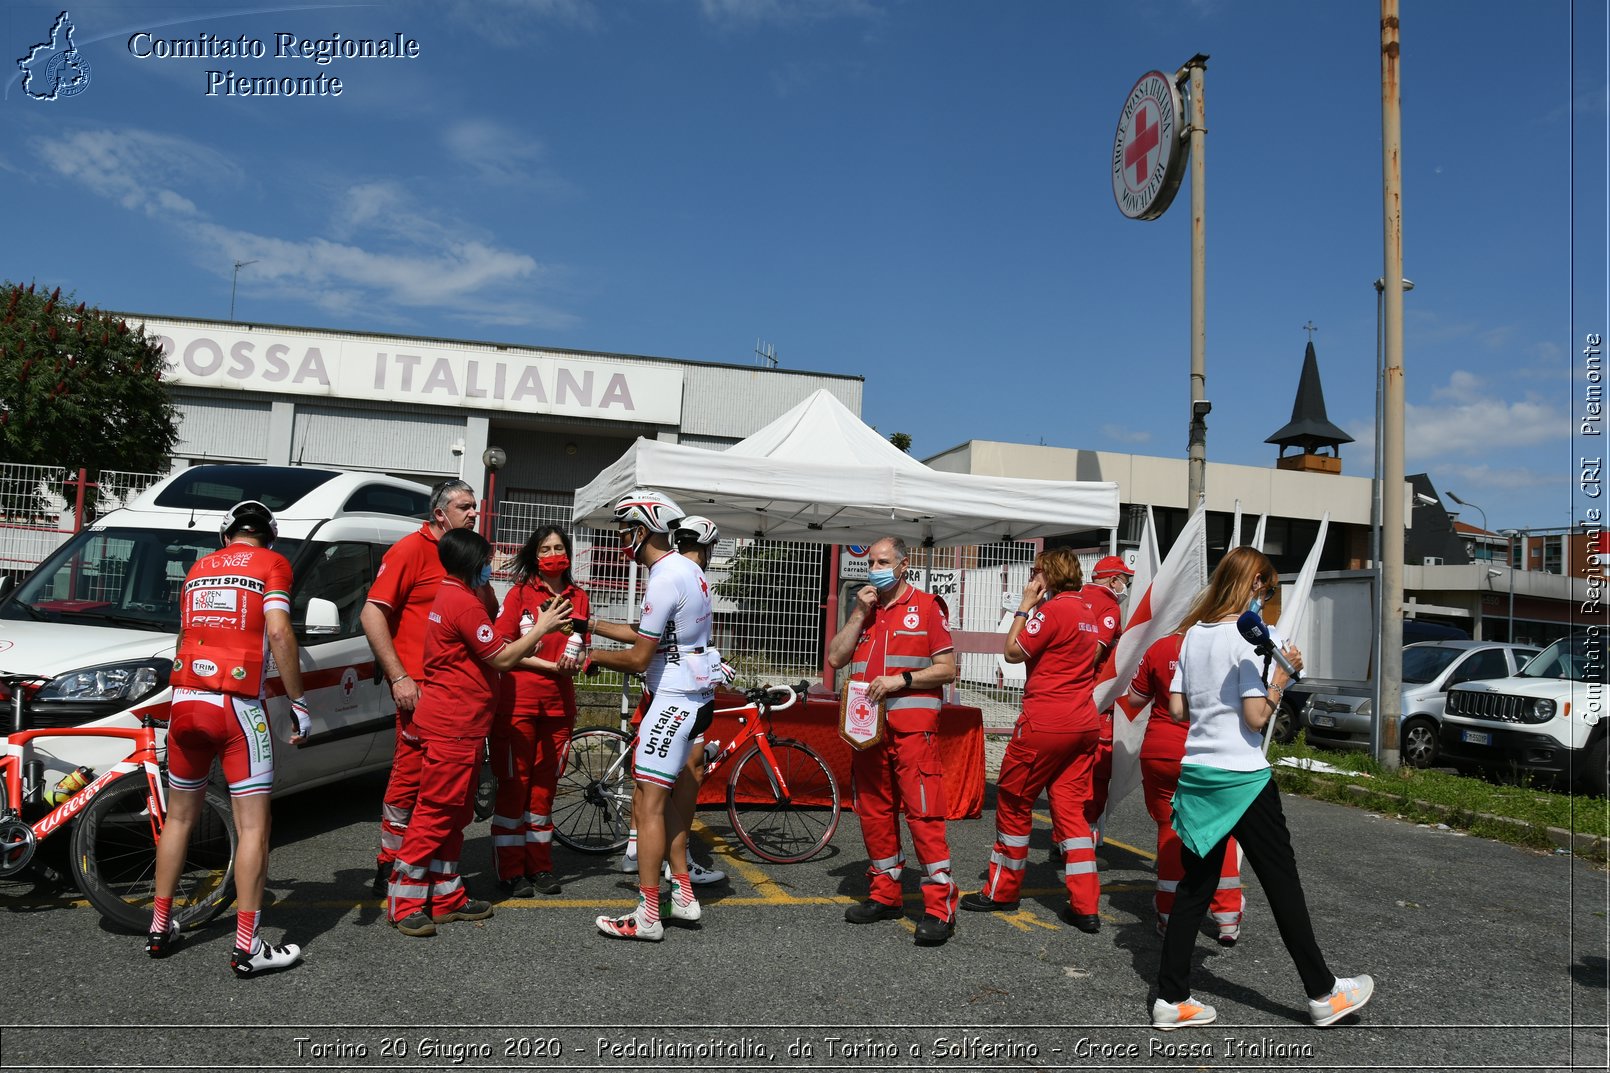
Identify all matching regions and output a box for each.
[889,431,912,453]
[0,282,178,475]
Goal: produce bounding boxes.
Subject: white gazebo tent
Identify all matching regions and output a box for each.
[573,389,1120,544]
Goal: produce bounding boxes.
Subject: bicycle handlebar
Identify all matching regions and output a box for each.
[742,680,809,712]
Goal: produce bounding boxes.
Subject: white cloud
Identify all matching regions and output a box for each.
[1101,424,1152,445]
[442,119,555,187]
[1403,369,1568,459]
[36,127,573,330]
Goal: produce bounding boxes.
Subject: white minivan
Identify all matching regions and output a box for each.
[0,464,430,799]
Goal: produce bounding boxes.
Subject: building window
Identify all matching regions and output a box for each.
[1542,535,1563,575]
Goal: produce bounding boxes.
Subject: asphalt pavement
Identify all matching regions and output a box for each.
[0,770,1605,1072]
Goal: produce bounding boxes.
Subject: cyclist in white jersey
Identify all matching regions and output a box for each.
[582,490,719,941]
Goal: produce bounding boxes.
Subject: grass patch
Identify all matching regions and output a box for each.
[1270,734,1609,860]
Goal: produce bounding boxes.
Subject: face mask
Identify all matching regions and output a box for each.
[538,553,570,575]
[620,528,644,562]
[476,563,493,587]
[868,568,899,591]
[1249,593,1264,617]
[1113,580,1129,602]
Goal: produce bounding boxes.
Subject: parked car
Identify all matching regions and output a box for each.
[1301,641,1540,767]
[0,464,430,801]
[1440,633,1606,796]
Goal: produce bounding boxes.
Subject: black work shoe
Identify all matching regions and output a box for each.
[1061,907,1101,933]
[394,912,437,937]
[913,914,955,946]
[433,899,494,924]
[145,924,179,959]
[959,891,1019,913]
[499,875,535,899]
[529,872,562,895]
[371,860,391,897]
[843,898,903,924]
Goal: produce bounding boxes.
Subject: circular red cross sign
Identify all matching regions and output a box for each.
[1112,70,1188,221]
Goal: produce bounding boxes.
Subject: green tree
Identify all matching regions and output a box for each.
[0,282,178,475]
[889,431,912,453]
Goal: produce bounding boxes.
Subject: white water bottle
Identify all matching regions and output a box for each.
[519,610,535,636]
[563,633,584,664]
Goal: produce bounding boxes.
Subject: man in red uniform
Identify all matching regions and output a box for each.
[149,500,309,977]
[826,536,959,946]
[1126,632,1244,944]
[1080,554,1133,838]
[361,479,479,895]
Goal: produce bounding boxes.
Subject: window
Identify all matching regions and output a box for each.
[1449,648,1508,685]
[152,465,339,512]
[341,483,429,520]
[291,542,377,640]
[1541,535,1563,575]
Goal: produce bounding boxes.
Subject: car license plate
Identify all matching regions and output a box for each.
[1308,713,1337,729]
[1461,730,1492,746]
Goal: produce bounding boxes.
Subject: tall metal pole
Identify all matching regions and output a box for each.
[1184,57,1209,509]
[1377,0,1406,770]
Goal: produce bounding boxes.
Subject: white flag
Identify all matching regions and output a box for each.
[1263,512,1331,753]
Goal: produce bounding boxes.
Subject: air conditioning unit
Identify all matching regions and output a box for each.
[1423,556,1444,565]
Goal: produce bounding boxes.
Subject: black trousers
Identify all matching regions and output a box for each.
[1156,778,1336,1003]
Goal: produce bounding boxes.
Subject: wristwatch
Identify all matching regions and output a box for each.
[901,670,914,690]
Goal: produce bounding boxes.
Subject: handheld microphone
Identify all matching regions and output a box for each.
[1237,611,1301,681]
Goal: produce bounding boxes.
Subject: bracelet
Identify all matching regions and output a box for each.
[902,670,914,690]
[389,674,410,686]
[1013,610,1030,620]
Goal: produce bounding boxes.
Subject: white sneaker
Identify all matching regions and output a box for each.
[667,895,702,922]
[595,906,663,942]
[1310,974,1374,1027]
[618,851,639,874]
[1151,996,1217,1031]
[663,858,726,885]
[231,940,303,978]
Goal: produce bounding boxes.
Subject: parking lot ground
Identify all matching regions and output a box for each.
[1,772,1605,1072]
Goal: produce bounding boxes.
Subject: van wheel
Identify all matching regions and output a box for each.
[1400,717,1439,768]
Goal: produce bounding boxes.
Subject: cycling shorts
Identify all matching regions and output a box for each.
[166,688,275,798]
[633,689,715,790]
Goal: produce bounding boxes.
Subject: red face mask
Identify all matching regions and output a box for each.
[538,553,570,575]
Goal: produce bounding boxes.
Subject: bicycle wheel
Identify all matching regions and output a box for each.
[72,774,236,934]
[552,727,633,854]
[726,738,840,864]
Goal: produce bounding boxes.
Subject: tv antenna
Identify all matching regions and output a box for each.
[754,339,779,369]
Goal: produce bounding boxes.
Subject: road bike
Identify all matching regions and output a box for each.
[0,674,236,933]
[552,681,840,864]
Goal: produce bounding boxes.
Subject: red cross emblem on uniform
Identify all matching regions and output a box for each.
[699,577,708,596]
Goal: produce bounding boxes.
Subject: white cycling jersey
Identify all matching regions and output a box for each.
[637,551,717,696]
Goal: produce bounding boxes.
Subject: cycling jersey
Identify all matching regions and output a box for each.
[171,542,292,697]
[636,553,717,696]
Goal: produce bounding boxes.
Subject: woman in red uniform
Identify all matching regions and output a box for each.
[960,547,1105,932]
[489,525,589,898]
[387,529,570,937]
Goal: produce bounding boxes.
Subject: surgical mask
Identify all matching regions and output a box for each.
[620,527,645,562]
[1249,593,1264,617]
[868,567,899,591]
[1112,579,1129,602]
[538,553,570,575]
[476,563,493,587]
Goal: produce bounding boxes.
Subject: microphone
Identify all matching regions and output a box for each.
[1237,611,1301,681]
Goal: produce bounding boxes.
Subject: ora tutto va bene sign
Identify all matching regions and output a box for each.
[1111,69,1189,221]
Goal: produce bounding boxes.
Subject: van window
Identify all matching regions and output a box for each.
[152,465,339,512]
[341,484,429,520]
[291,542,378,640]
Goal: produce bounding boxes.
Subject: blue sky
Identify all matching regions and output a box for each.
[3,0,1604,534]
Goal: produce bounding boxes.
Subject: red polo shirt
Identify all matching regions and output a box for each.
[366,523,442,682]
[1015,590,1101,731]
[1132,632,1186,761]
[413,578,509,740]
[494,578,590,715]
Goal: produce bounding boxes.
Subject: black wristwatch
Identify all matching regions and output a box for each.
[901,671,914,690]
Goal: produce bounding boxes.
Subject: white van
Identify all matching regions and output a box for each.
[0,464,430,799]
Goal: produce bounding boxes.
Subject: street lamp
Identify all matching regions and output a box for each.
[1445,491,1488,561]
[1371,277,1413,764]
[230,259,259,321]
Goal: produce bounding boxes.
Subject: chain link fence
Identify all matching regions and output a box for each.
[0,463,163,574]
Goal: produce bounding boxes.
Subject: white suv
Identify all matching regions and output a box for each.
[0,464,429,800]
[1440,633,1606,796]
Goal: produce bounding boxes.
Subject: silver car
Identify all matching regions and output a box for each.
[1303,641,1540,767]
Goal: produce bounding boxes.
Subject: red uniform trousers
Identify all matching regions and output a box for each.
[377,716,425,867]
[489,706,572,879]
[985,720,1102,914]
[1081,710,1114,834]
[1140,755,1243,932]
[850,729,958,922]
[387,734,482,921]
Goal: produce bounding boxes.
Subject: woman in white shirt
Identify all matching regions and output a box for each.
[1151,546,1375,1032]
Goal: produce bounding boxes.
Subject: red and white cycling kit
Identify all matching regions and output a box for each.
[168,541,293,798]
[632,553,717,790]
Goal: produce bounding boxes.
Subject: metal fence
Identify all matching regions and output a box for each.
[0,463,164,573]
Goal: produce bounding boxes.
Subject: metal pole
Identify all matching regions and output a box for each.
[1378,0,1406,770]
[1185,58,1209,509]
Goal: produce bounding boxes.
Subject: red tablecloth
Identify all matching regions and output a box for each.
[696,684,985,820]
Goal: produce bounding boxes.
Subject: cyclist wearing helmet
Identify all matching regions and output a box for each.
[589,513,730,888]
[585,489,719,941]
[150,500,309,977]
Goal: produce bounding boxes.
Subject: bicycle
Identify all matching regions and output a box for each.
[0,674,236,933]
[551,681,841,864]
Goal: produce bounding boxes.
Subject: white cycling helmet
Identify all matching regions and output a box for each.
[675,515,720,546]
[613,489,684,534]
[220,500,277,547]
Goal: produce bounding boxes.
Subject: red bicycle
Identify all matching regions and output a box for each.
[552,681,841,864]
[0,674,235,932]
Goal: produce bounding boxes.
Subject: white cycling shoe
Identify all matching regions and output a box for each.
[664,859,726,885]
